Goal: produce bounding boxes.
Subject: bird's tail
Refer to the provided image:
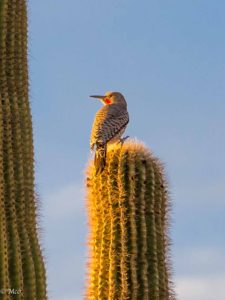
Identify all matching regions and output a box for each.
[94,144,106,175]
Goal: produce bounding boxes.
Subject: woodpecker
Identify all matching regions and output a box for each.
[90,91,129,175]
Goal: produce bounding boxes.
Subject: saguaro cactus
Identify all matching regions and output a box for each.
[86,141,175,299]
[0,0,47,299]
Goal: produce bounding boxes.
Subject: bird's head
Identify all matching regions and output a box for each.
[90,91,127,106]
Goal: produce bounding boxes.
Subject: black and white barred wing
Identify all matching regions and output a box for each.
[90,104,129,150]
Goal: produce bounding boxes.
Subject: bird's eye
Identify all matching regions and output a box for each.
[108,94,112,98]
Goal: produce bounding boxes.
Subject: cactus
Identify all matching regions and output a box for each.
[85,141,175,299]
[0,0,47,299]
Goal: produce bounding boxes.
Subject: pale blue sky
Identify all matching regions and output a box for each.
[29,1,225,299]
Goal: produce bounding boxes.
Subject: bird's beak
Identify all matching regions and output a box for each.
[90,95,105,100]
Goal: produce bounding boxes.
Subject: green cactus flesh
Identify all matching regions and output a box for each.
[0,0,47,299]
[86,141,175,300]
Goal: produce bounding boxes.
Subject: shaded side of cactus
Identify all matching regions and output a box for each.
[85,141,175,299]
[0,0,47,299]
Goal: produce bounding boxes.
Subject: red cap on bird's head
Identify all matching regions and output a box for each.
[90,92,127,106]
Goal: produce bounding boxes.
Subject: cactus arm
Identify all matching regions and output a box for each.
[20,1,47,298]
[9,0,37,297]
[0,0,47,298]
[1,0,24,295]
[0,1,10,298]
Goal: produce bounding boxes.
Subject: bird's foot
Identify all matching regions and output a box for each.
[117,135,129,145]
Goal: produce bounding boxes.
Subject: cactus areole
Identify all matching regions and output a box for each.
[85,141,175,300]
[0,0,47,299]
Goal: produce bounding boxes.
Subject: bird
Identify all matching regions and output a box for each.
[90,91,129,175]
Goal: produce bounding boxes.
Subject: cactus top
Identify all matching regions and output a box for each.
[85,140,175,299]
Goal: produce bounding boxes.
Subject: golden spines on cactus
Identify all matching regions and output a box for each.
[85,140,175,300]
[0,0,47,299]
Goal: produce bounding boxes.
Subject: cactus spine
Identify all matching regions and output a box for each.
[0,0,47,299]
[86,141,174,299]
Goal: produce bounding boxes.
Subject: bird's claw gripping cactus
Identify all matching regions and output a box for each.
[118,135,130,145]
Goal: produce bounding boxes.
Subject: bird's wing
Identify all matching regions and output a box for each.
[90,105,129,149]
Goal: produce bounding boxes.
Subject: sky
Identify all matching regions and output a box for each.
[28,1,225,299]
